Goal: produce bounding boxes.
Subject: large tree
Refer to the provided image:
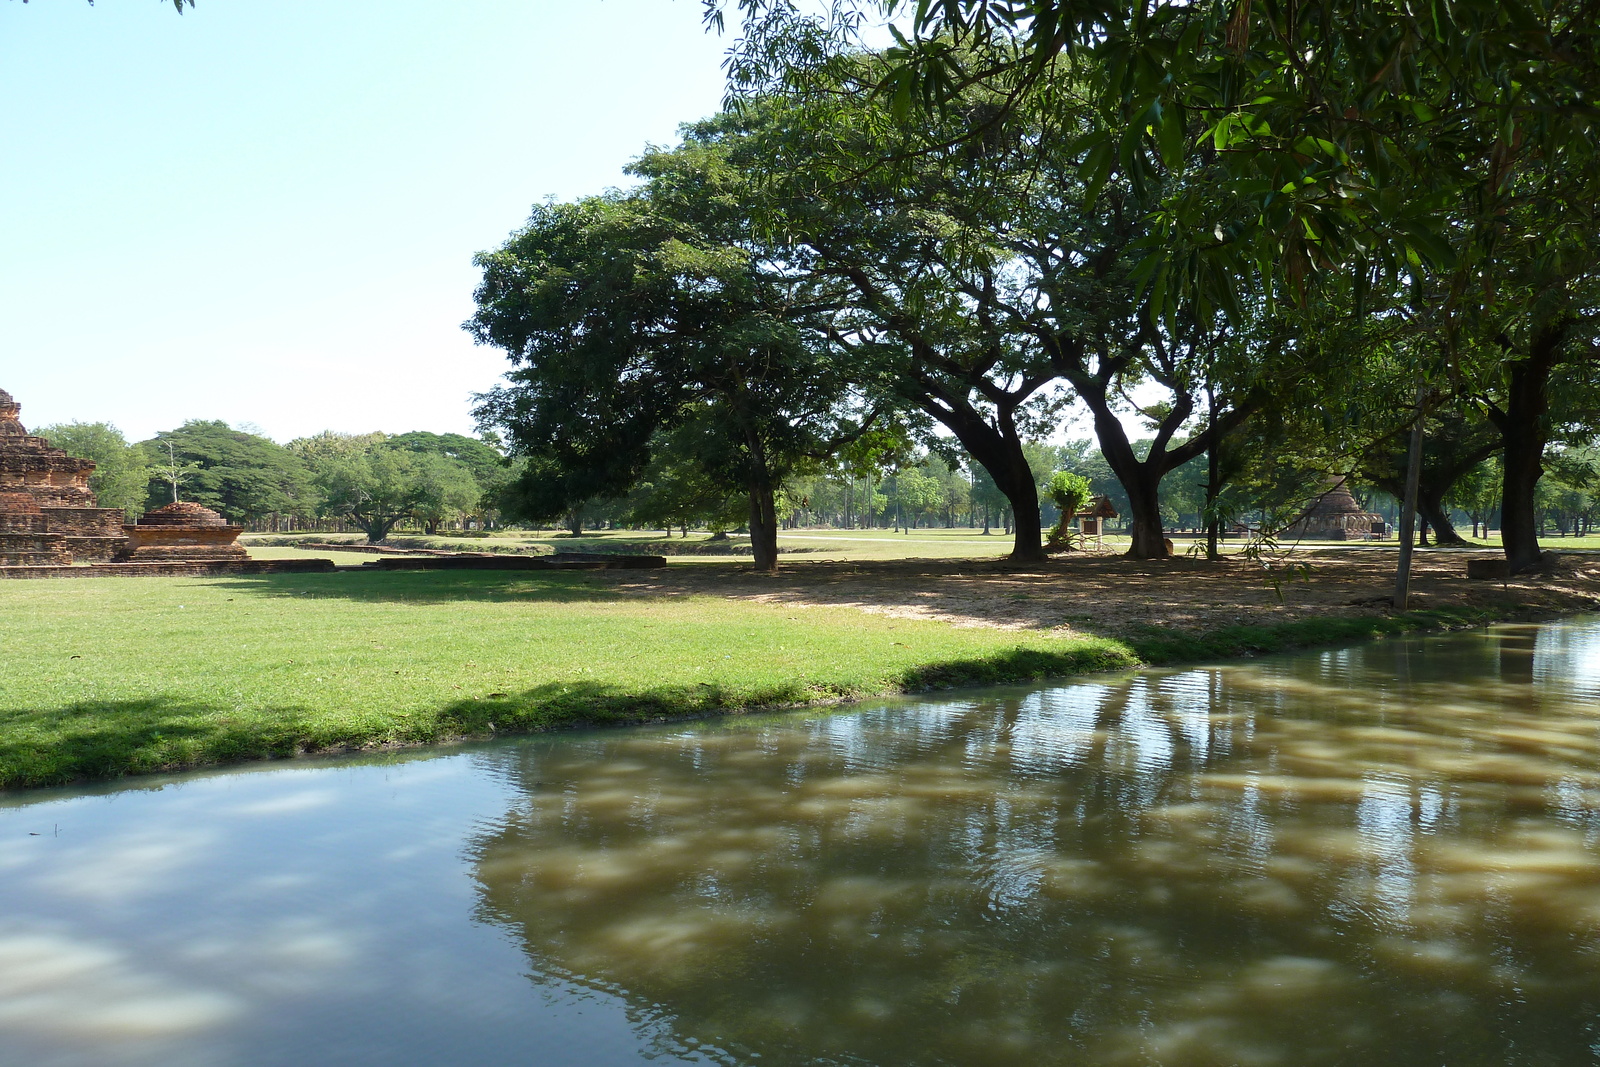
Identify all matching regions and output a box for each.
[717,0,1597,301]
[388,430,511,529]
[469,190,874,573]
[717,80,1278,558]
[141,421,312,523]
[301,439,428,544]
[717,0,1600,570]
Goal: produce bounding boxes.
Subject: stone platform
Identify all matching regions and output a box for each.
[0,559,336,580]
[118,500,248,562]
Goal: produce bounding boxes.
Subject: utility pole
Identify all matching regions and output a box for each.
[1394,380,1427,609]
[1205,378,1221,561]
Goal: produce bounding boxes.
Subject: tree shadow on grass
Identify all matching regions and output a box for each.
[0,695,324,791]
[211,569,634,606]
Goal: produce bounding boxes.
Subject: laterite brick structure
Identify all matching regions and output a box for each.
[1282,478,1388,541]
[0,387,128,563]
[117,500,248,562]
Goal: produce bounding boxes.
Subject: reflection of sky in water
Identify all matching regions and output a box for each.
[0,760,701,1067]
[8,619,1600,1065]
[1537,621,1600,692]
[1356,777,1417,925]
[1006,686,1104,773]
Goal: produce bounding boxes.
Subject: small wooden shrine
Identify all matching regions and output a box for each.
[117,501,248,562]
[0,386,128,564]
[1077,496,1119,544]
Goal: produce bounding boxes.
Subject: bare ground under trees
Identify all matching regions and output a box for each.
[609,548,1600,640]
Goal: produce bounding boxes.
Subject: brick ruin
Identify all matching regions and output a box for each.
[0,387,129,564]
[1282,477,1387,541]
[117,500,248,562]
[0,492,72,565]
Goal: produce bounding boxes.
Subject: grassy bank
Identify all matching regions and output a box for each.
[0,570,1137,789]
[1121,607,1503,663]
[0,569,1524,789]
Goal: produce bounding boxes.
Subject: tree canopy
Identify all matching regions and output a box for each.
[706,0,1600,571]
[469,172,879,572]
[35,422,152,518]
[140,421,312,523]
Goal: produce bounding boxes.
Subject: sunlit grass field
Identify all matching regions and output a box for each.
[246,527,1136,562]
[0,569,1135,788]
[247,527,1044,561]
[242,544,390,562]
[246,526,1595,564]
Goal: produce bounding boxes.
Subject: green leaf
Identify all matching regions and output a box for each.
[1079,138,1115,204]
[1156,100,1187,167]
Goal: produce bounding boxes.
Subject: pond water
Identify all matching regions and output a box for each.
[6,621,1600,1066]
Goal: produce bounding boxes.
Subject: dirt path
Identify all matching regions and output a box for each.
[611,548,1600,638]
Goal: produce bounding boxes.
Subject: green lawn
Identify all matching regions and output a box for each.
[245,527,1041,561]
[251,526,1600,563]
[247,527,1152,562]
[243,544,392,562]
[0,569,1135,788]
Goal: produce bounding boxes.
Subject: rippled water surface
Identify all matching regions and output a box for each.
[7,620,1600,1066]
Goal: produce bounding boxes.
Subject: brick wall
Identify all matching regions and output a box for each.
[0,559,337,580]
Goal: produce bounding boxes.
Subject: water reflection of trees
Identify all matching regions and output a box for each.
[467,623,1600,1066]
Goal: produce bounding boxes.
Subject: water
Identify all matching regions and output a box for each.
[6,621,1600,1066]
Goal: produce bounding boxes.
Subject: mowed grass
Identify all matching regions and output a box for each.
[0,569,1136,788]
[243,544,391,562]
[250,526,1557,564]
[244,527,1043,562]
[248,526,1600,564]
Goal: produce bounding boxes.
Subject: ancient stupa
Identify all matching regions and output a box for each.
[117,500,248,562]
[1282,477,1386,541]
[0,492,72,565]
[0,387,129,564]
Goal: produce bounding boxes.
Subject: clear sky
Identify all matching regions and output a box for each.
[1,0,732,443]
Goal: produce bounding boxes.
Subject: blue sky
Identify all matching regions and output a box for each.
[1,0,732,442]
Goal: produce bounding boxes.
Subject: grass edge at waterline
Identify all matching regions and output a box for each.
[1121,606,1507,665]
[0,568,1527,790]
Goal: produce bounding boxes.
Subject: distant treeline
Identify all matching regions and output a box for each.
[38,418,1592,544]
[35,421,514,543]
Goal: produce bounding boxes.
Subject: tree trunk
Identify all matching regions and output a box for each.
[747,482,779,573]
[1497,358,1548,572]
[1078,383,1173,559]
[1122,469,1168,559]
[1395,385,1426,610]
[1493,331,1563,573]
[911,398,1043,561]
[1204,381,1222,560]
[743,427,780,574]
[998,474,1041,560]
[1075,380,1200,560]
[1500,417,1544,573]
[1205,443,1221,559]
[1417,489,1470,545]
[358,515,394,544]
